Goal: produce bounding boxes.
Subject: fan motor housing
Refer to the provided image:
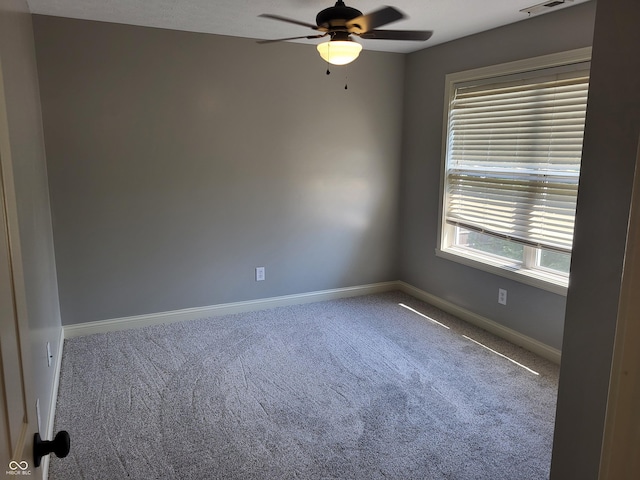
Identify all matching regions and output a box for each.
[316,1,362,29]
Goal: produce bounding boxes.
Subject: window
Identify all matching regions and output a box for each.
[437,49,591,294]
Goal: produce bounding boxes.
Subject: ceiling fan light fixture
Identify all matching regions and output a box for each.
[316,39,363,65]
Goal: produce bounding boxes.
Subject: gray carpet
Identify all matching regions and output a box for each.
[49,291,559,479]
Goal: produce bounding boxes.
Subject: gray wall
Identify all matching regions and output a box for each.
[399,1,597,350]
[551,0,640,477]
[33,16,405,325]
[0,0,62,444]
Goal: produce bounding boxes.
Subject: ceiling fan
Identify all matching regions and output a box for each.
[258,1,433,66]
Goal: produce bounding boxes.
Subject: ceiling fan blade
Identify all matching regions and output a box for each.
[359,29,434,41]
[257,34,328,45]
[259,14,321,31]
[346,6,404,34]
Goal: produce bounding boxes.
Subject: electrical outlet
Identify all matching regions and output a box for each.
[47,342,52,367]
[498,288,507,305]
[256,266,265,282]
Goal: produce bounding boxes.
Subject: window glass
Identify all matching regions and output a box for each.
[538,249,571,274]
[455,228,524,263]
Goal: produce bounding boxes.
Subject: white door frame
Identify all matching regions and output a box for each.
[0,151,30,475]
[0,45,36,478]
[599,137,640,480]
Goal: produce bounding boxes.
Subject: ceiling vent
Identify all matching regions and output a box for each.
[520,0,573,16]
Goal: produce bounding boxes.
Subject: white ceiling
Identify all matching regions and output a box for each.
[26,0,590,53]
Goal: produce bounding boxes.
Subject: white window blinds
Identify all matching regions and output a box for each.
[444,67,590,253]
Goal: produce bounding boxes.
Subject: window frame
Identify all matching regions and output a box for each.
[436,47,592,296]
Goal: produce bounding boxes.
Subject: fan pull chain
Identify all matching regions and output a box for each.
[326,42,331,75]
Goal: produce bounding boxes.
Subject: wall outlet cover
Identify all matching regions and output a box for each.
[498,288,508,305]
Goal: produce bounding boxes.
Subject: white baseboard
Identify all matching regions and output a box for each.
[63,281,399,339]
[62,280,560,364]
[397,281,561,364]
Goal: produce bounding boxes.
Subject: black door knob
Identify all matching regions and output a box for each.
[33,430,70,468]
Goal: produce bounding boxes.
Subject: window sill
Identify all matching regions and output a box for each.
[436,247,568,296]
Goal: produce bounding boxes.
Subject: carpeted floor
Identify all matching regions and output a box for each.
[49,291,559,479]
